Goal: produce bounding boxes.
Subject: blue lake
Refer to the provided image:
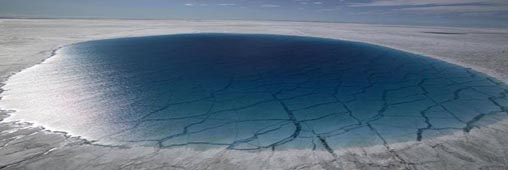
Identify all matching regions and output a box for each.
[2,34,508,150]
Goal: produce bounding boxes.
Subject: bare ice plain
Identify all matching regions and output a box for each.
[1,19,508,170]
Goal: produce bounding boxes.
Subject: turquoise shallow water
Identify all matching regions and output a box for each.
[2,34,508,150]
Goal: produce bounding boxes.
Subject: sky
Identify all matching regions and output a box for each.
[0,0,507,27]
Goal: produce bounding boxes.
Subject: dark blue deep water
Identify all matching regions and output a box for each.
[3,34,508,150]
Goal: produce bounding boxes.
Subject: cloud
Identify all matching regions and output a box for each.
[261,4,280,8]
[184,3,194,7]
[349,0,507,7]
[399,5,508,13]
[218,3,236,6]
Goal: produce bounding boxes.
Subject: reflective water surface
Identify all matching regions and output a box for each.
[2,34,507,150]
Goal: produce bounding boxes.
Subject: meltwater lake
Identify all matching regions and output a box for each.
[1,34,507,150]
